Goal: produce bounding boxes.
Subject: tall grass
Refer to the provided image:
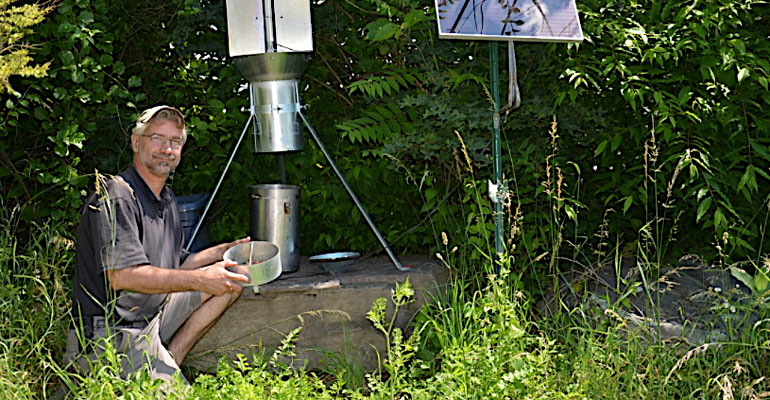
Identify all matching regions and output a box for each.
[0,208,73,399]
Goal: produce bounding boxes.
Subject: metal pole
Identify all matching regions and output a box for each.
[489,42,504,262]
[250,84,259,153]
[278,154,287,184]
[298,110,409,272]
[186,113,255,252]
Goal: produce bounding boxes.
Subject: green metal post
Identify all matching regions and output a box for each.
[489,42,504,262]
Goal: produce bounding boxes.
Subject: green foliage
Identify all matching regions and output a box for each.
[4,2,770,397]
[364,279,420,398]
[1,0,157,226]
[0,0,52,94]
[1,0,767,267]
[413,265,560,399]
[336,103,413,145]
[730,261,770,295]
[1,201,769,398]
[184,353,337,399]
[347,68,422,99]
[302,0,504,256]
[560,0,770,260]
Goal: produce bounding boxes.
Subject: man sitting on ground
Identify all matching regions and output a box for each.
[64,105,250,383]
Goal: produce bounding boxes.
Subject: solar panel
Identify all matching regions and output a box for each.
[435,0,583,43]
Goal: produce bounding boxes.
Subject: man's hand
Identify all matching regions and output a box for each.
[214,237,251,261]
[197,260,251,296]
[180,236,251,270]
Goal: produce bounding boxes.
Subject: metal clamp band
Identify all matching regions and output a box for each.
[254,102,301,114]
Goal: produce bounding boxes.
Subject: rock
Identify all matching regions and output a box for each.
[537,255,757,345]
[185,255,447,372]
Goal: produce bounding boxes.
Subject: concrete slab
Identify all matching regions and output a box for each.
[185,255,447,372]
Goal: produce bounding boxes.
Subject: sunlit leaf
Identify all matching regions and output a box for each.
[730,266,755,291]
[756,268,770,292]
[594,140,608,157]
[696,197,712,222]
[564,204,577,223]
[737,67,750,84]
[622,196,633,214]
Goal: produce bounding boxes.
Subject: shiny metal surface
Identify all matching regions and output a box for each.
[250,184,301,272]
[226,0,265,56]
[233,53,311,82]
[274,0,313,52]
[226,0,313,57]
[309,252,361,275]
[308,252,361,262]
[250,80,304,152]
[224,241,282,293]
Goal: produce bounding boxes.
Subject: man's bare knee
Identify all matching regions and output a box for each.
[200,292,213,304]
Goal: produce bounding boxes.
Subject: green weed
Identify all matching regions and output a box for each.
[0,208,72,399]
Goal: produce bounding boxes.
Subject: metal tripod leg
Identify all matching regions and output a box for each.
[185,113,255,252]
[298,110,409,272]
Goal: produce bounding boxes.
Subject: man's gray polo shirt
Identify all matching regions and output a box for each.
[72,165,188,323]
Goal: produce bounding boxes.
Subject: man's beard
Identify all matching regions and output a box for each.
[147,152,179,176]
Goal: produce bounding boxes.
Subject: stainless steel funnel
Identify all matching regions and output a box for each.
[226,0,313,153]
[233,52,311,82]
[234,53,310,152]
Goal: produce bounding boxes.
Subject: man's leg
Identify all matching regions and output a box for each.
[164,287,242,364]
[64,321,181,383]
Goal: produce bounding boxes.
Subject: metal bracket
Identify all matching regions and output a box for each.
[487,180,511,207]
[254,102,302,114]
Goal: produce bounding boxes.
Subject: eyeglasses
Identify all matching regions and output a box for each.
[140,133,184,149]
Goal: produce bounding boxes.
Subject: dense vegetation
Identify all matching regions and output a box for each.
[2,0,770,398]
[3,0,770,260]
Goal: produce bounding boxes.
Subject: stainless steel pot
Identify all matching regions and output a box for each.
[250,184,300,272]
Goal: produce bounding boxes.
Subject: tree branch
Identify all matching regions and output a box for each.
[0,148,31,202]
[305,74,354,107]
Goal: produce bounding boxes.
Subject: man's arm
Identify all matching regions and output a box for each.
[180,237,251,270]
[107,261,250,296]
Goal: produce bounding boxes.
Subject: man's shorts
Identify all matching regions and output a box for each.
[63,290,202,383]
